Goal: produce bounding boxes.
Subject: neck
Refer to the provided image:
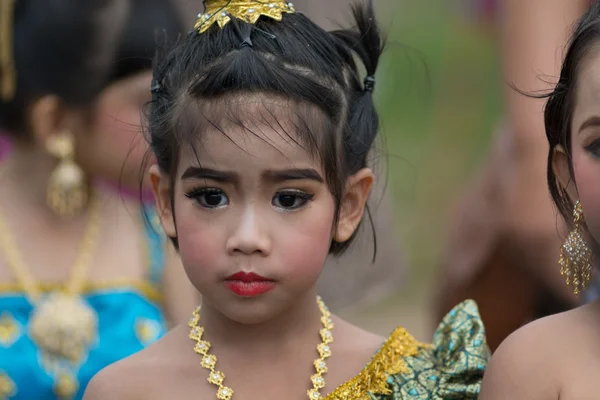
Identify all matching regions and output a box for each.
[199,289,323,354]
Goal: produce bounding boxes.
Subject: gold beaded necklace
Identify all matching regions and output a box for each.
[189,296,334,400]
[0,190,101,398]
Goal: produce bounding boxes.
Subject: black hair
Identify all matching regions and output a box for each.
[148,0,385,257]
[543,1,600,225]
[0,0,128,137]
[0,0,184,138]
[108,0,184,84]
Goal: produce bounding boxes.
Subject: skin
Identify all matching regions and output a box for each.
[86,71,153,191]
[480,48,600,400]
[0,70,196,326]
[83,99,385,400]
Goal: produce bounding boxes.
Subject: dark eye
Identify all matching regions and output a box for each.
[185,188,229,209]
[585,139,600,158]
[272,191,314,210]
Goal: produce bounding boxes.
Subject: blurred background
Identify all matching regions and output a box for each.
[296,0,501,339]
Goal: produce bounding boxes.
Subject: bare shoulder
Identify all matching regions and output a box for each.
[84,360,138,400]
[333,316,385,356]
[84,326,192,400]
[480,306,595,400]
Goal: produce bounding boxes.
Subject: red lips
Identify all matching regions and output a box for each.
[224,272,275,297]
[226,272,271,282]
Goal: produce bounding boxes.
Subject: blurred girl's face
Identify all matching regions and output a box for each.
[75,70,153,191]
[565,51,600,242]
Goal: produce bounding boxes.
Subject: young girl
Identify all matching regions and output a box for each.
[174,0,408,317]
[84,1,489,399]
[0,0,197,399]
[480,2,600,398]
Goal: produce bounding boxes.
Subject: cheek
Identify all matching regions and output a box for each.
[82,104,149,186]
[277,205,334,283]
[572,152,600,241]
[96,105,147,160]
[175,203,224,286]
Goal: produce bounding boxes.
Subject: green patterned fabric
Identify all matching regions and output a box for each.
[371,300,489,399]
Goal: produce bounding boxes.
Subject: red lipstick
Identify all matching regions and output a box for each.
[224,272,275,297]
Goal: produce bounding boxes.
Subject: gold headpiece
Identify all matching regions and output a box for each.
[195,0,295,34]
[0,0,16,102]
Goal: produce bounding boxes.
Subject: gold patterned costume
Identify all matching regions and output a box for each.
[188,299,488,400]
[325,300,489,399]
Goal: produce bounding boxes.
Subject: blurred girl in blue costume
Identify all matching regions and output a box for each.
[0,0,197,398]
[84,1,490,399]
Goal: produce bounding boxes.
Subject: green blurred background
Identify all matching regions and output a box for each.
[343,0,504,338]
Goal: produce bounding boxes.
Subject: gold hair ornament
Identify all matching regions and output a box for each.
[195,0,295,34]
[0,0,16,101]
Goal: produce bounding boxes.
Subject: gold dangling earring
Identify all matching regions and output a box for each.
[45,131,89,218]
[559,200,593,296]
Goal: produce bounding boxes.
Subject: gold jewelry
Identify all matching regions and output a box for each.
[0,371,16,399]
[0,0,16,101]
[559,200,593,296]
[46,131,89,218]
[0,192,101,399]
[195,0,295,34]
[188,296,334,400]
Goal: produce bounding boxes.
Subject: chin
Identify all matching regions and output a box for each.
[221,304,277,325]
[216,293,290,324]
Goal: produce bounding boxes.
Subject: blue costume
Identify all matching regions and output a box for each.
[0,219,167,399]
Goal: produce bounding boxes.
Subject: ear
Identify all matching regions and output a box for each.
[29,95,65,145]
[552,145,578,200]
[149,164,177,238]
[334,168,375,243]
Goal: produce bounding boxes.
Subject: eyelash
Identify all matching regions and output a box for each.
[184,188,315,210]
[185,187,228,209]
[273,189,315,210]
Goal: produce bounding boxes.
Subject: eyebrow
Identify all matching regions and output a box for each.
[181,167,236,182]
[263,168,324,183]
[579,116,600,134]
[180,167,323,183]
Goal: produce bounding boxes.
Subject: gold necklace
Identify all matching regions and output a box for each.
[189,296,334,400]
[0,192,101,364]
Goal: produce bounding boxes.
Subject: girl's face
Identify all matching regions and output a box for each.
[152,101,373,324]
[75,71,153,190]
[561,49,600,242]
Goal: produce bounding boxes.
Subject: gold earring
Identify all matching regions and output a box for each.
[45,132,88,218]
[559,200,593,296]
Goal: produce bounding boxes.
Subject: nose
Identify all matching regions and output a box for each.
[225,206,272,256]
